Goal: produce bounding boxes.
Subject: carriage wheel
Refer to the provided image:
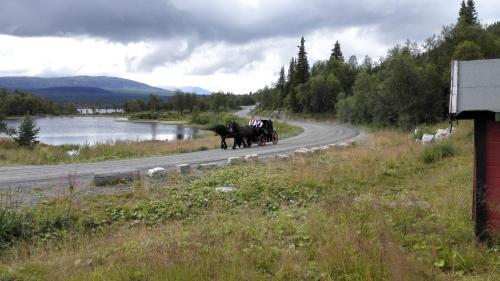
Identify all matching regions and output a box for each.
[258,134,267,146]
[272,131,279,144]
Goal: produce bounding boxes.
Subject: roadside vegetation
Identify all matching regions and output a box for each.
[0,121,497,280]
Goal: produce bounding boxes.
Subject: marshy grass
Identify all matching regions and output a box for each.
[0,120,497,280]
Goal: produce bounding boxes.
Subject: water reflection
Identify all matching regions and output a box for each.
[177,125,185,140]
[150,122,158,141]
[2,117,204,146]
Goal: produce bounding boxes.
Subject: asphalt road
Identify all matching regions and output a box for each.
[0,107,361,189]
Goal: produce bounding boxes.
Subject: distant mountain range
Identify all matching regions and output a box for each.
[159,86,212,96]
[0,76,174,105]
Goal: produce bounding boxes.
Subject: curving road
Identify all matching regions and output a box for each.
[0,107,361,189]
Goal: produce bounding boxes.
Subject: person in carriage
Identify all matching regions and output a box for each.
[248,116,261,127]
[240,116,278,145]
[249,117,273,139]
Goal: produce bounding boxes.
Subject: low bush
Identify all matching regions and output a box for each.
[0,208,32,251]
[190,112,242,127]
[420,142,456,163]
[129,111,160,120]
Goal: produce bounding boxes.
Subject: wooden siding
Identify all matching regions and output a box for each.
[486,121,500,235]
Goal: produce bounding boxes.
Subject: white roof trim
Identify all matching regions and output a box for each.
[449,61,458,114]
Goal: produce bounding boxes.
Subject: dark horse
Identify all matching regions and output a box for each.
[212,124,245,149]
[227,122,258,147]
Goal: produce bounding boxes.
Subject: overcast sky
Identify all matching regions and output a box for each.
[0,0,499,94]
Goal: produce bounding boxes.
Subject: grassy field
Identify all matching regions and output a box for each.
[0,112,301,165]
[0,120,498,280]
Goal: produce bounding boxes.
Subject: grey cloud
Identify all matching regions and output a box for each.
[187,43,267,75]
[127,38,198,72]
[1,0,485,73]
[0,0,193,42]
[0,0,459,44]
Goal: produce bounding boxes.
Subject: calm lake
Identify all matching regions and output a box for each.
[3,117,204,146]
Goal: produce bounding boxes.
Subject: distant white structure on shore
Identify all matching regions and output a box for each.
[77,108,124,114]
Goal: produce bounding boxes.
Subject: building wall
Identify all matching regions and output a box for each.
[485,121,500,235]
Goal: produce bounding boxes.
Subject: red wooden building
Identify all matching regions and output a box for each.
[449,59,500,240]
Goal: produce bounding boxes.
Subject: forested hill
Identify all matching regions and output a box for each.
[253,0,500,130]
[0,76,174,105]
[0,76,171,95]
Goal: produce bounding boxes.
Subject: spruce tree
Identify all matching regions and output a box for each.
[458,0,467,22]
[13,115,40,147]
[331,40,344,61]
[285,58,301,112]
[286,57,297,92]
[295,37,310,84]
[275,66,287,107]
[277,66,286,93]
[459,0,479,25]
[466,0,478,25]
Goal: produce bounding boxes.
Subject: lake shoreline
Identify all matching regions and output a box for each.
[118,119,190,125]
[5,113,129,120]
[2,116,204,146]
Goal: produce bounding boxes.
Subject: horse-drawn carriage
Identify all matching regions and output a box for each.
[255,119,279,146]
[213,119,279,149]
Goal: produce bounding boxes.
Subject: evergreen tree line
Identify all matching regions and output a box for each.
[0,89,77,141]
[254,0,500,129]
[0,89,78,117]
[123,91,255,114]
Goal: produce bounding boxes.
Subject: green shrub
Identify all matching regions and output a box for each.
[129,111,160,120]
[190,112,242,127]
[0,208,33,251]
[420,142,456,163]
